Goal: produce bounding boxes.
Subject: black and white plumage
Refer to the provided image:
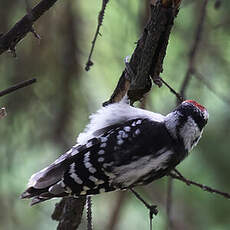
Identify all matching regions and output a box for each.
[21,98,208,205]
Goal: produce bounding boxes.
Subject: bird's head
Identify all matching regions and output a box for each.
[180,100,209,130]
[165,100,209,152]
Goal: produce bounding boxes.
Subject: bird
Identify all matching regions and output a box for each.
[21,98,208,205]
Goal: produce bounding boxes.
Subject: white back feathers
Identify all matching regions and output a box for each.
[77,97,165,145]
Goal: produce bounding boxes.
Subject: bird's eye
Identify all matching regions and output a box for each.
[203,119,208,125]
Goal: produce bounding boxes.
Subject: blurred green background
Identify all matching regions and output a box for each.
[0,0,230,229]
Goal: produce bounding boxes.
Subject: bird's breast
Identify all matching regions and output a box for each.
[111,149,175,188]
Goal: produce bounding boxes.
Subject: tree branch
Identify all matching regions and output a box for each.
[51,197,86,230]
[85,0,110,71]
[104,0,180,105]
[86,196,93,230]
[0,0,59,56]
[130,188,158,230]
[169,169,230,199]
[159,77,184,103]
[0,78,36,97]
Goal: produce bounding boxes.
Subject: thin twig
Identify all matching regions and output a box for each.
[25,0,42,40]
[86,196,93,230]
[179,0,209,100]
[85,0,110,71]
[0,78,36,97]
[172,169,189,184]
[0,0,59,56]
[159,77,184,103]
[169,170,230,199]
[130,188,154,213]
[125,58,184,104]
[0,107,7,119]
[130,188,158,230]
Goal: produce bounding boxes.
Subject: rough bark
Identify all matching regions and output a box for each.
[0,0,59,55]
[52,197,86,230]
[104,0,180,105]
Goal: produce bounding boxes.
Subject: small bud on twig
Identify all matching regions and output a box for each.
[0,107,7,119]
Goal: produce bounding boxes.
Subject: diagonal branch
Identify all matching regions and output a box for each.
[0,78,36,97]
[85,0,110,71]
[169,169,230,199]
[159,77,184,103]
[104,0,181,105]
[130,188,158,230]
[0,0,59,56]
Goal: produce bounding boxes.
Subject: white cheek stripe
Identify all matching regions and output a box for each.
[179,116,201,151]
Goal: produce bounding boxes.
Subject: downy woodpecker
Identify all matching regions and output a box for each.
[21,99,208,205]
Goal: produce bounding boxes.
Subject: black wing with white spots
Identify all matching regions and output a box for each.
[21,118,186,205]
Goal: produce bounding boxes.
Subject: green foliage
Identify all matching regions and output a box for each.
[0,0,230,229]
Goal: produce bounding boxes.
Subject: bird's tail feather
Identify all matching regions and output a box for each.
[20,146,79,205]
[20,181,68,205]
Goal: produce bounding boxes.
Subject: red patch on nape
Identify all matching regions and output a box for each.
[184,100,206,111]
